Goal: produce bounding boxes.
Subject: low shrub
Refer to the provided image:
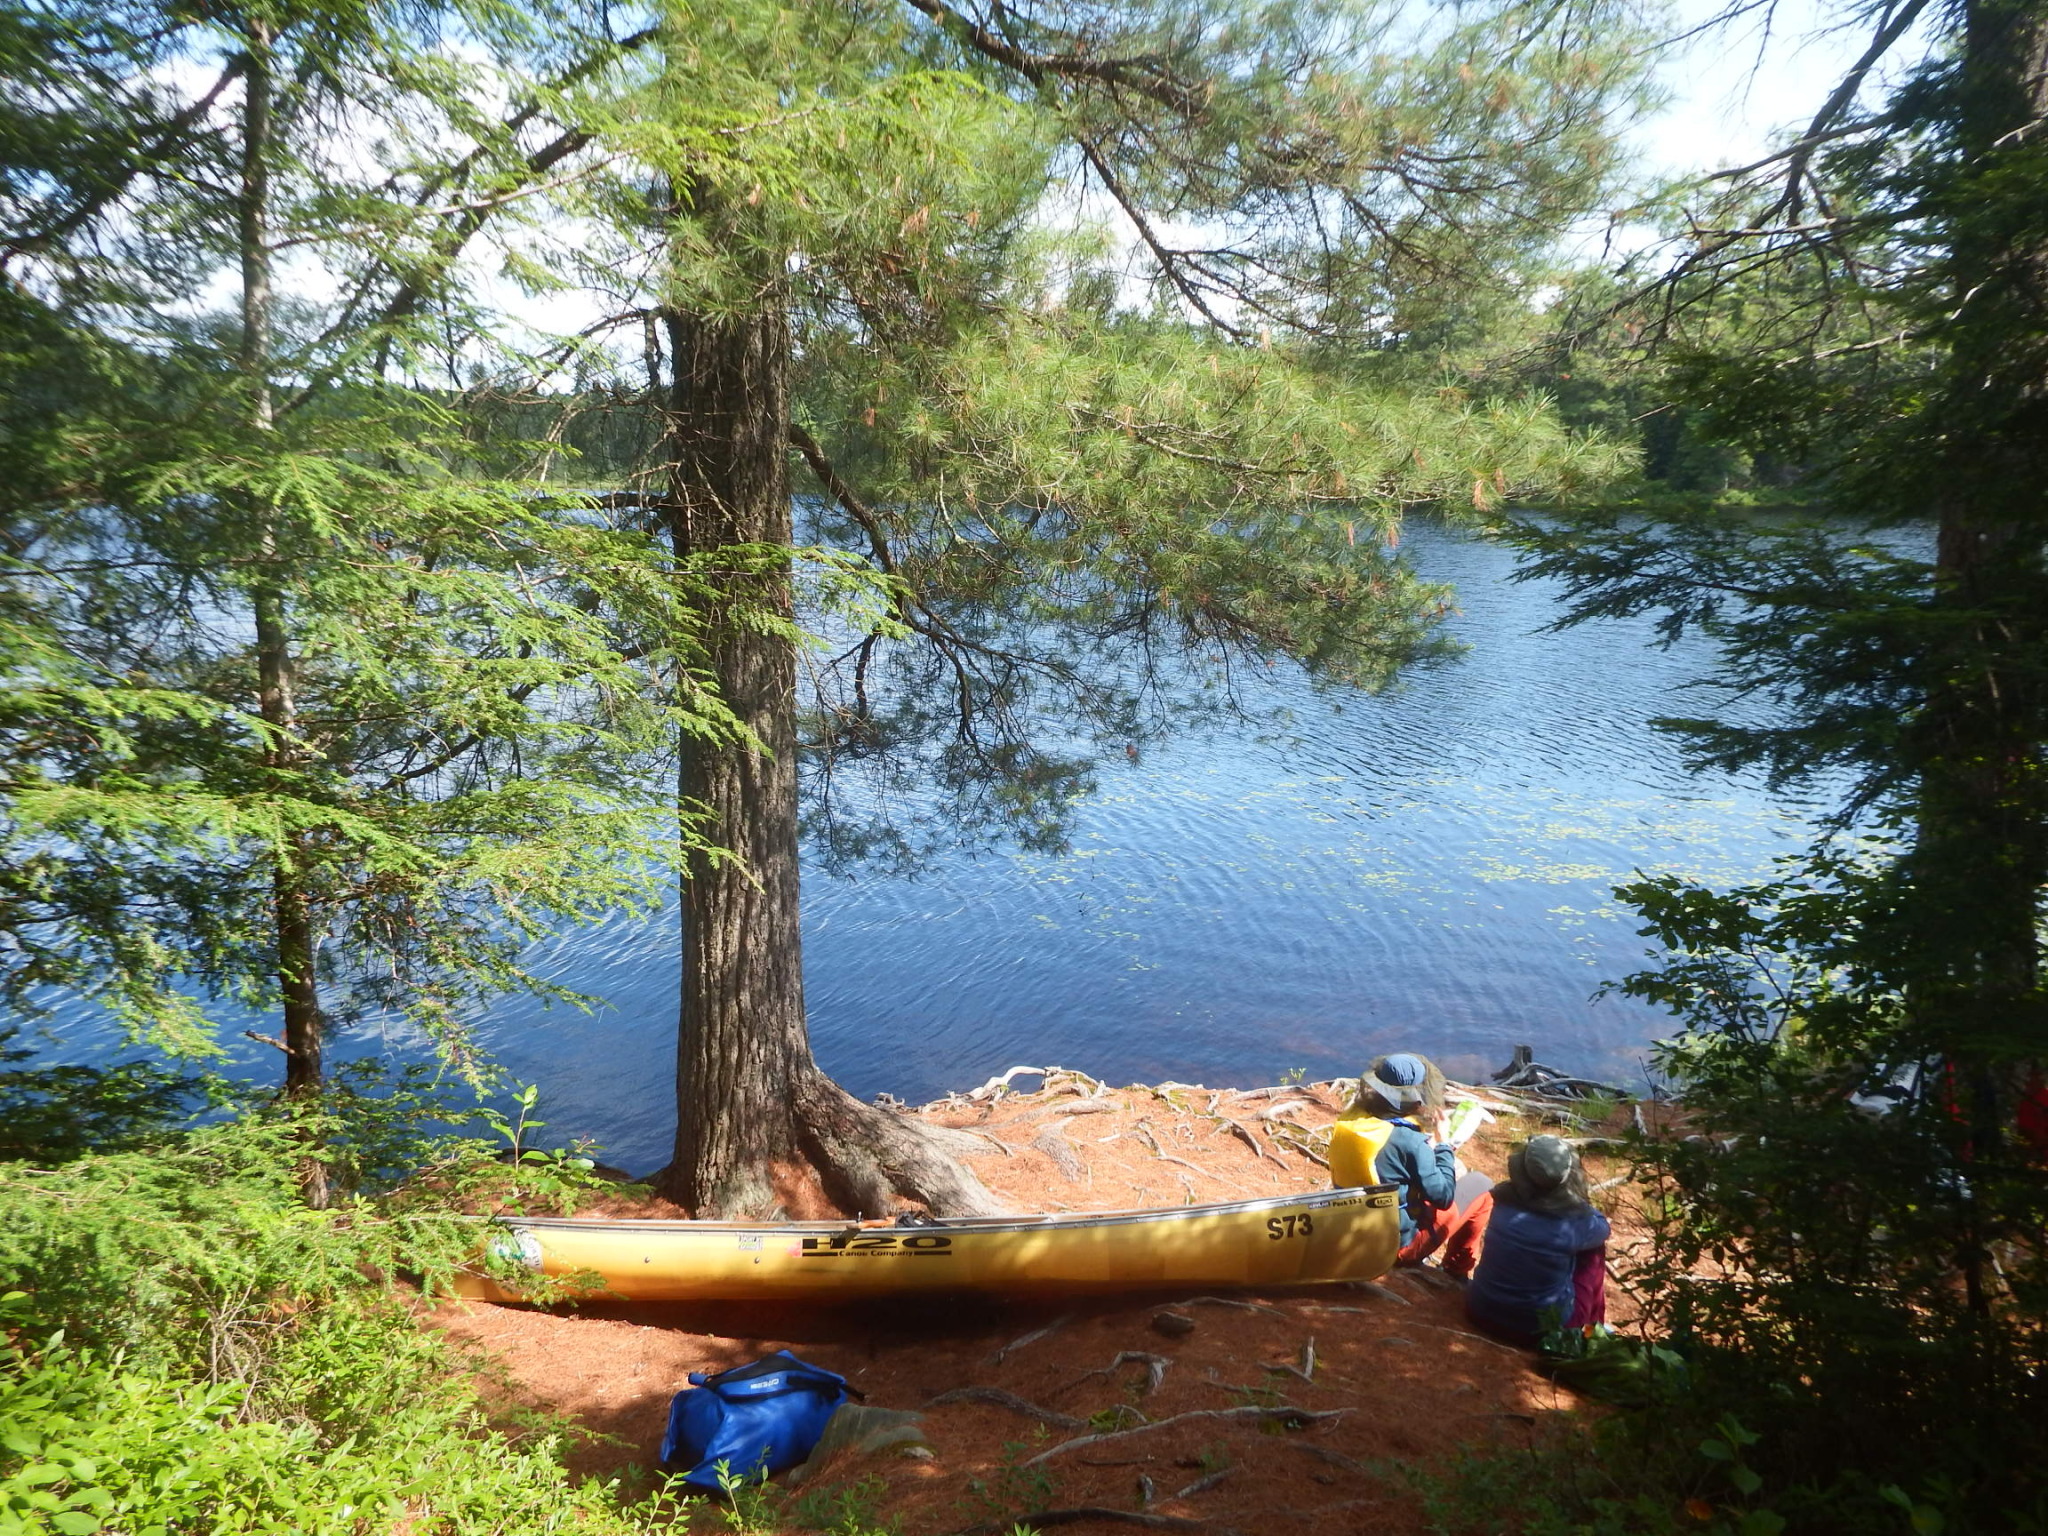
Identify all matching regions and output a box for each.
[0,1080,670,1535]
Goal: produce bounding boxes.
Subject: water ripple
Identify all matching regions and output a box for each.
[35,522,1825,1176]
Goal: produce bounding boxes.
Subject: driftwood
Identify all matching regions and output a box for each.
[964,1065,1110,1105]
[1491,1044,1631,1103]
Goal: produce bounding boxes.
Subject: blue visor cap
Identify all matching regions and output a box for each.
[1363,1053,1430,1109]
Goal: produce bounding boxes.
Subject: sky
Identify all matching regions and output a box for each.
[1632,0,1921,177]
[195,0,1923,366]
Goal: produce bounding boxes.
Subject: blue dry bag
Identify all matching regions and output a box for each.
[658,1351,851,1489]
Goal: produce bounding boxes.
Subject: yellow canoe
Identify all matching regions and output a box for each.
[455,1184,1401,1303]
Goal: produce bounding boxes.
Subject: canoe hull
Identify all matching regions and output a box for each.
[455,1185,1401,1302]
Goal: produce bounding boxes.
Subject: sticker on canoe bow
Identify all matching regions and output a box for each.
[487,1228,545,1270]
[799,1232,953,1258]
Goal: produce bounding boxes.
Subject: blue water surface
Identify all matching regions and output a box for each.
[35,520,1822,1175]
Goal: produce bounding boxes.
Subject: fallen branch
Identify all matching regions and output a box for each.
[987,1313,1071,1366]
[923,1386,1086,1429]
[1022,1405,1351,1467]
[1171,1467,1235,1500]
[945,1509,1240,1536]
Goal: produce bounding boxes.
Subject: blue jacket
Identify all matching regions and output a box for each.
[1464,1200,1610,1340]
[1373,1119,1458,1246]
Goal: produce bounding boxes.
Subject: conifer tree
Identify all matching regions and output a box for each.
[1519,0,2046,1136]
[529,0,1652,1213]
[0,0,754,1155]
[1490,0,2048,1501]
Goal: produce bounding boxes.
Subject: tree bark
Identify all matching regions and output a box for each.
[655,304,1003,1218]
[1901,0,2048,1310]
[239,17,326,1204]
[1907,0,2048,1049]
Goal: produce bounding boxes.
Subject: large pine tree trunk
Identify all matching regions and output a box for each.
[655,306,1002,1219]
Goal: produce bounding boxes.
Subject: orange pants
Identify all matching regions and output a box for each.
[1397,1171,1494,1278]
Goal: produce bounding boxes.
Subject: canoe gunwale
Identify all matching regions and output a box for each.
[487,1182,1402,1239]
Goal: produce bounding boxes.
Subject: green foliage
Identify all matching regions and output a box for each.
[513,0,1657,866]
[961,1434,1057,1525]
[1419,861,2046,1534]
[0,1095,676,1535]
[0,1312,673,1536]
[2,337,759,1058]
[0,0,814,1072]
[789,1473,897,1536]
[1410,1407,1821,1536]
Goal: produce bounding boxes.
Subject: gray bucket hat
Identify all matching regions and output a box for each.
[1506,1134,1590,1214]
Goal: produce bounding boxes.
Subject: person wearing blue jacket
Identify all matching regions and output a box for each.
[1328,1053,1487,1269]
[1464,1134,1610,1345]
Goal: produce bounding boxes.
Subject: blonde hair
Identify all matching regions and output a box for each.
[1351,1053,1447,1119]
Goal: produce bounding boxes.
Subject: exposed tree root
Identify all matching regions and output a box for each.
[923,1386,1086,1429]
[948,1509,1240,1536]
[792,1071,1009,1218]
[1022,1405,1351,1468]
[1032,1120,1088,1182]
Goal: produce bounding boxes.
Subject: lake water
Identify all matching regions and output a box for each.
[39,520,1822,1176]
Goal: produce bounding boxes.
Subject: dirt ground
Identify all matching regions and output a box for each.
[425,1071,1653,1535]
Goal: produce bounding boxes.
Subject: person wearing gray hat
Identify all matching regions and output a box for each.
[1464,1134,1610,1345]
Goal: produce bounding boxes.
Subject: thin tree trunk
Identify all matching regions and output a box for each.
[654,304,1001,1218]
[239,17,326,1203]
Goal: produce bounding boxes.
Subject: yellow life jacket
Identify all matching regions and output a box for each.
[1327,1109,1397,1189]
